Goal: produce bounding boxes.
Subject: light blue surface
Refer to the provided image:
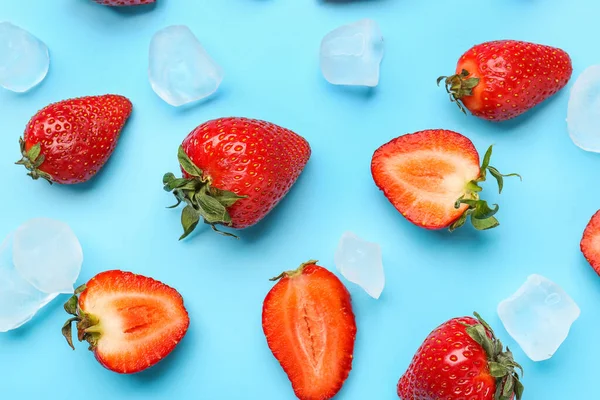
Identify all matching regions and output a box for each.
[0,1,597,398]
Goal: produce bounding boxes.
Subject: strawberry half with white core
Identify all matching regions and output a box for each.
[371,129,520,231]
[262,260,357,400]
[62,270,189,374]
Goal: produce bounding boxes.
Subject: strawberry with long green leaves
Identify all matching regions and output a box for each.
[163,117,311,240]
[371,129,520,231]
[397,313,524,400]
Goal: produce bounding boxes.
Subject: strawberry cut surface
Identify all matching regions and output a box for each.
[371,129,480,229]
[581,210,600,275]
[63,270,189,374]
[262,261,357,400]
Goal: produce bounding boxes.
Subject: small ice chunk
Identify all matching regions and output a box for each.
[0,233,57,332]
[0,22,49,93]
[497,274,580,361]
[334,231,384,299]
[320,19,384,87]
[567,65,600,152]
[149,25,223,107]
[13,218,83,294]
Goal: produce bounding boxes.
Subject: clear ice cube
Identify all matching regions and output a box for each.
[149,25,224,107]
[0,233,57,333]
[334,231,384,299]
[13,218,83,295]
[0,22,49,93]
[567,65,600,152]
[497,274,580,362]
[320,19,384,87]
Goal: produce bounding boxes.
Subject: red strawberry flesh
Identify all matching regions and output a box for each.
[262,261,357,400]
[581,210,600,275]
[371,129,480,229]
[63,270,189,374]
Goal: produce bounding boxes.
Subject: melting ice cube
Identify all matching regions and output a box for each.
[149,25,224,107]
[567,65,600,153]
[13,218,83,294]
[320,19,384,87]
[567,65,600,152]
[0,22,49,93]
[497,274,580,361]
[334,231,384,299]
[0,233,57,332]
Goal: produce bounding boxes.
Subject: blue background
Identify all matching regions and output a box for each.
[0,0,596,398]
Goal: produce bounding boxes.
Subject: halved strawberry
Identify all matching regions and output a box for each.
[62,270,190,374]
[371,129,519,231]
[581,210,600,275]
[262,261,357,400]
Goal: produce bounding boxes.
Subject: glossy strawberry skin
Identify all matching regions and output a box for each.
[397,317,496,400]
[262,262,357,400]
[181,117,311,229]
[73,270,190,374]
[456,40,572,121]
[21,95,132,184]
[93,0,155,6]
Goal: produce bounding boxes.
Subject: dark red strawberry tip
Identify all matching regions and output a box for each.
[93,0,156,6]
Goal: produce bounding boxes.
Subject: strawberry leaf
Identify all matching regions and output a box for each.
[180,205,200,240]
[487,166,522,194]
[177,146,203,178]
[480,145,493,177]
[62,318,78,350]
[471,215,499,230]
[449,211,469,232]
[488,362,509,378]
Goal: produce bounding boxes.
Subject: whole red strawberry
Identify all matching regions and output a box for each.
[438,40,572,121]
[163,117,311,239]
[93,0,155,6]
[398,313,524,400]
[16,94,132,184]
[62,270,190,374]
[262,260,357,400]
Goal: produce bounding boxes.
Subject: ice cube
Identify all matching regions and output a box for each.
[149,25,223,107]
[0,233,57,332]
[13,218,83,295]
[497,274,580,361]
[334,231,384,299]
[320,19,384,87]
[0,22,49,93]
[567,65,600,152]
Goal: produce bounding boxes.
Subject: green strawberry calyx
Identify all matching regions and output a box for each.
[463,312,524,400]
[163,146,247,240]
[437,69,480,114]
[62,284,103,351]
[15,137,54,184]
[449,145,521,232]
[269,260,318,282]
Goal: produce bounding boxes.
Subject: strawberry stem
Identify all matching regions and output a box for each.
[15,137,53,184]
[437,69,480,114]
[61,286,102,351]
[269,260,318,281]
[449,145,520,232]
[163,146,247,240]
